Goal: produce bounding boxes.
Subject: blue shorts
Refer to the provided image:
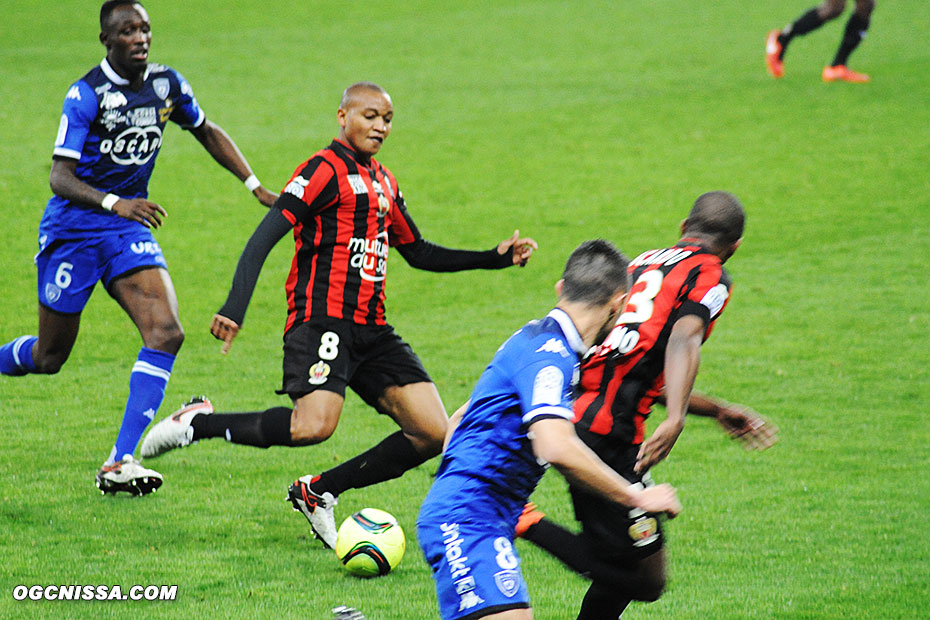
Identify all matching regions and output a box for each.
[417,519,530,620]
[35,231,167,314]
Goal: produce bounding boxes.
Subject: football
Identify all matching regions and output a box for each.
[335,508,406,577]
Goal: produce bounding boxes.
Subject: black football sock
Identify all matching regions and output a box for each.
[576,582,630,620]
[190,406,293,448]
[524,518,647,590]
[311,431,426,498]
[831,13,870,67]
[777,8,826,59]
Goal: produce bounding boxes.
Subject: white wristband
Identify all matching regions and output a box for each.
[101,193,119,211]
[243,174,261,192]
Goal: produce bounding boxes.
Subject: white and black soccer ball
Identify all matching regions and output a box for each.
[335,508,405,577]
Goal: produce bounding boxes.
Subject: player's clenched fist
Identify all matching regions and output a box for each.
[210,314,240,354]
[633,483,682,518]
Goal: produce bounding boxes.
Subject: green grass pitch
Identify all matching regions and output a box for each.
[2,1,929,618]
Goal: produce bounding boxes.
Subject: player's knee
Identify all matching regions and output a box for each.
[33,353,66,375]
[855,0,874,16]
[632,564,666,602]
[406,417,447,457]
[145,321,185,354]
[290,415,337,445]
[637,577,666,603]
[409,432,444,458]
[820,0,846,19]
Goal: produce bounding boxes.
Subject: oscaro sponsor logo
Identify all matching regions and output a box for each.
[347,232,389,282]
[100,126,163,165]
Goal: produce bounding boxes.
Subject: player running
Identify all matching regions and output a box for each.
[417,240,681,620]
[140,82,537,549]
[517,192,775,620]
[0,0,276,495]
[766,0,875,82]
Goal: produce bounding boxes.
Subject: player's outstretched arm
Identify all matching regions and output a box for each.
[212,207,292,353]
[190,120,278,207]
[636,314,705,473]
[531,418,681,517]
[665,391,779,450]
[50,158,166,228]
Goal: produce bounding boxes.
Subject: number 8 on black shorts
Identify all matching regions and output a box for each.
[278,317,432,408]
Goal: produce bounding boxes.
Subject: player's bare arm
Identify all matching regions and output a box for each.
[673,391,778,450]
[531,417,681,517]
[189,120,278,207]
[442,401,469,454]
[656,390,778,450]
[636,313,705,473]
[50,158,166,228]
[496,229,538,267]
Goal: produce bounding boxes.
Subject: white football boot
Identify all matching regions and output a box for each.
[96,456,163,496]
[140,396,213,458]
[287,475,338,549]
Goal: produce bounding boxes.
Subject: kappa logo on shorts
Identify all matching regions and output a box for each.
[628,517,659,547]
[308,361,330,385]
[493,570,520,598]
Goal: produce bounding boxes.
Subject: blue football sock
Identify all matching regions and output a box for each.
[108,347,175,464]
[0,336,38,376]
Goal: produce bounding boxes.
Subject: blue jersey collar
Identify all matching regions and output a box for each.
[546,308,585,356]
[100,58,150,86]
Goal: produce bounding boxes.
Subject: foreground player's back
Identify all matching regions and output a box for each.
[424,309,581,524]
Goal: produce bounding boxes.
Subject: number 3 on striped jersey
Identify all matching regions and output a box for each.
[618,270,663,324]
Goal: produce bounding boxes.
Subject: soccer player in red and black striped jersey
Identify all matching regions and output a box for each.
[140,82,537,549]
[517,192,769,620]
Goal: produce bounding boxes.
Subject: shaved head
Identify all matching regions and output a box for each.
[340,82,389,110]
[683,191,745,249]
[336,82,393,161]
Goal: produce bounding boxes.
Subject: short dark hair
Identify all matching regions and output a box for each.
[683,191,745,247]
[560,240,631,306]
[100,0,142,30]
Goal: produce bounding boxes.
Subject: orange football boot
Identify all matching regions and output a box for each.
[822,65,870,83]
[515,502,546,538]
[765,30,785,78]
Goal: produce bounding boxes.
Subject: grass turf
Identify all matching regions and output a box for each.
[1,1,928,618]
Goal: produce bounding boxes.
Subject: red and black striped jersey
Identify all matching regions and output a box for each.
[274,139,421,330]
[573,240,732,445]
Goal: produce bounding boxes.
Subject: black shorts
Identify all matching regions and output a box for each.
[278,318,432,407]
[569,435,665,561]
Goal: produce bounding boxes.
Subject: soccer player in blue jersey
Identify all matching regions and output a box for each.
[417,240,682,620]
[0,1,277,495]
